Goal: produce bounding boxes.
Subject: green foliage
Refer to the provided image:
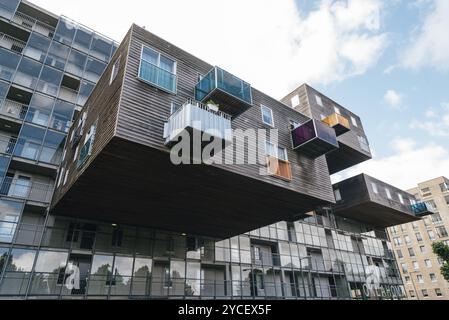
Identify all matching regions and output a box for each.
[432,242,449,282]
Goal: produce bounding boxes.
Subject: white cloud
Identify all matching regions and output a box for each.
[383,90,403,108]
[402,0,449,70]
[410,102,449,137]
[28,0,388,98]
[333,138,449,190]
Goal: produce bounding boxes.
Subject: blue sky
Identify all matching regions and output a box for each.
[31,0,449,189]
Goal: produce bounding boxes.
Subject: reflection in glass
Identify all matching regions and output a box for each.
[36,66,62,96]
[45,42,70,70]
[88,254,113,295]
[65,50,87,77]
[109,256,133,296]
[72,26,93,53]
[131,257,152,296]
[54,18,76,45]
[84,58,106,83]
[12,57,42,89]
[14,124,46,160]
[23,33,50,62]
[40,130,65,165]
[77,81,94,106]
[90,35,113,62]
[0,48,20,82]
[0,0,20,20]
[0,199,23,243]
[50,100,74,133]
[26,93,55,127]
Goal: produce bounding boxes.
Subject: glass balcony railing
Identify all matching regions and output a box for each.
[322,113,351,136]
[138,60,176,94]
[195,67,252,116]
[291,119,339,158]
[411,202,437,217]
[0,177,54,203]
[164,99,232,147]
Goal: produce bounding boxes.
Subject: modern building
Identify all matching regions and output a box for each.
[0,0,433,300]
[389,177,449,300]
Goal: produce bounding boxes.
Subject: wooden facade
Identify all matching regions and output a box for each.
[332,174,421,228]
[281,84,372,174]
[51,25,339,239]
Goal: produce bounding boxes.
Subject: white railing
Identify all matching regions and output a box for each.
[164,99,233,145]
[0,33,27,53]
[0,99,29,120]
[13,11,55,38]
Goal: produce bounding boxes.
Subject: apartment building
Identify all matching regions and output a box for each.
[389,177,449,300]
[0,0,434,300]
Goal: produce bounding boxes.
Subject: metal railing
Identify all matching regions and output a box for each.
[0,176,54,203]
[0,99,29,120]
[12,11,55,38]
[0,134,17,155]
[0,32,27,54]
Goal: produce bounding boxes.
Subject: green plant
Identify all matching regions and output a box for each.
[432,242,449,281]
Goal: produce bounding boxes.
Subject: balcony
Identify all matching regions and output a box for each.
[12,11,55,38]
[195,67,252,117]
[163,99,232,147]
[291,119,339,158]
[411,202,437,217]
[322,113,350,136]
[0,134,17,155]
[0,33,27,54]
[266,156,292,182]
[0,177,53,203]
[0,99,29,121]
[138,59,177,94]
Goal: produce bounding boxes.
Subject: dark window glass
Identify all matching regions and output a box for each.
[40,130,66,165]
[50,100,74,133]
[84,58,106,83]
[23,32,50,62]
[77,81,94,106]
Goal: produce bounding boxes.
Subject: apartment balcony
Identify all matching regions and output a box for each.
[195,67,252,117]
[291,119,339,158]
[0,176,53,204]
[58,86,79,105]
[411,202,437,217]
[163,99,232,147]
[12,11,55,38]
[0,99,28,121]
[322,113,351,136]
[0,134,17,155]
[332,174,422,228]
[0,33,27,54]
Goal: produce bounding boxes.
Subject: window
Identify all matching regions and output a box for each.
[139,45,176,93]
[417,275,424,283]
[84,58,106,83]
[396,249,403,259]
[430,273,437,282]
[436,226,448,238]
[63,170,69,185]
[265,142,287,161]
[334,106,341,115]
[440,182,449,193]
[45,42,70,70]
[412,222,419,230]
[428,230,436,240]
[261,105,274,127]
[425,259,432,268]
[78,124,96,168]
[438,258,444,266]
[408,247,415,257]
[405,235,411,244]
[394,237,402,246]
[351,116,358,127]
[358,135,370,153]
[110,57,120,85]
[404,276,410,283]
[420,246,426,253]
[385,188,392,199]
[398,193,404,204]
[334,189,342,202]
[291,95,300,108]
[111,227,123,247]
[57,168,65,188]
[13,57,42,90]
[435,288,443,297]
[421,188,432,197]
[315,95,323,107]
[421,289,428,297]
[428,200,437,211]
[170,102,182,115]
[445,195,449,206]
[254,247,261,261]
[0,48,21,81]
[409,290,416,298]
[413,261,419,270]
[40,131,66,165]
[391,226,398,234]
[431,212,442,224]
[371,182,378,194]
[416,232,423,242]
[401,263,408,273]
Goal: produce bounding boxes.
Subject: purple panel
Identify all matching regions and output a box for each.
[291,120,317,149]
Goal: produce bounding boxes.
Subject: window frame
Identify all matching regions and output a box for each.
[109,56,120,85]
[261,105,274,127]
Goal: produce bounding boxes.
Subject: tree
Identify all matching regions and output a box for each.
[432,242,449,282]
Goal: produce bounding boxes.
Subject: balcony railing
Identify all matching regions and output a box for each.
[0,134,17,155]
[322,113,351,136]
[291,119,339,158]
[411,202,437,217]
[138,60,177,94]
[195,67,252,117]
[12,11,55,38]
[163,99,232,147]
[266,156,292,182]
[58,86,79,104]
[0,99,29,120]
[0,33,27,54]
[0,177,54,203]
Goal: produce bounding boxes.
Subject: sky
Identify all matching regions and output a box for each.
[29,0,449,190]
